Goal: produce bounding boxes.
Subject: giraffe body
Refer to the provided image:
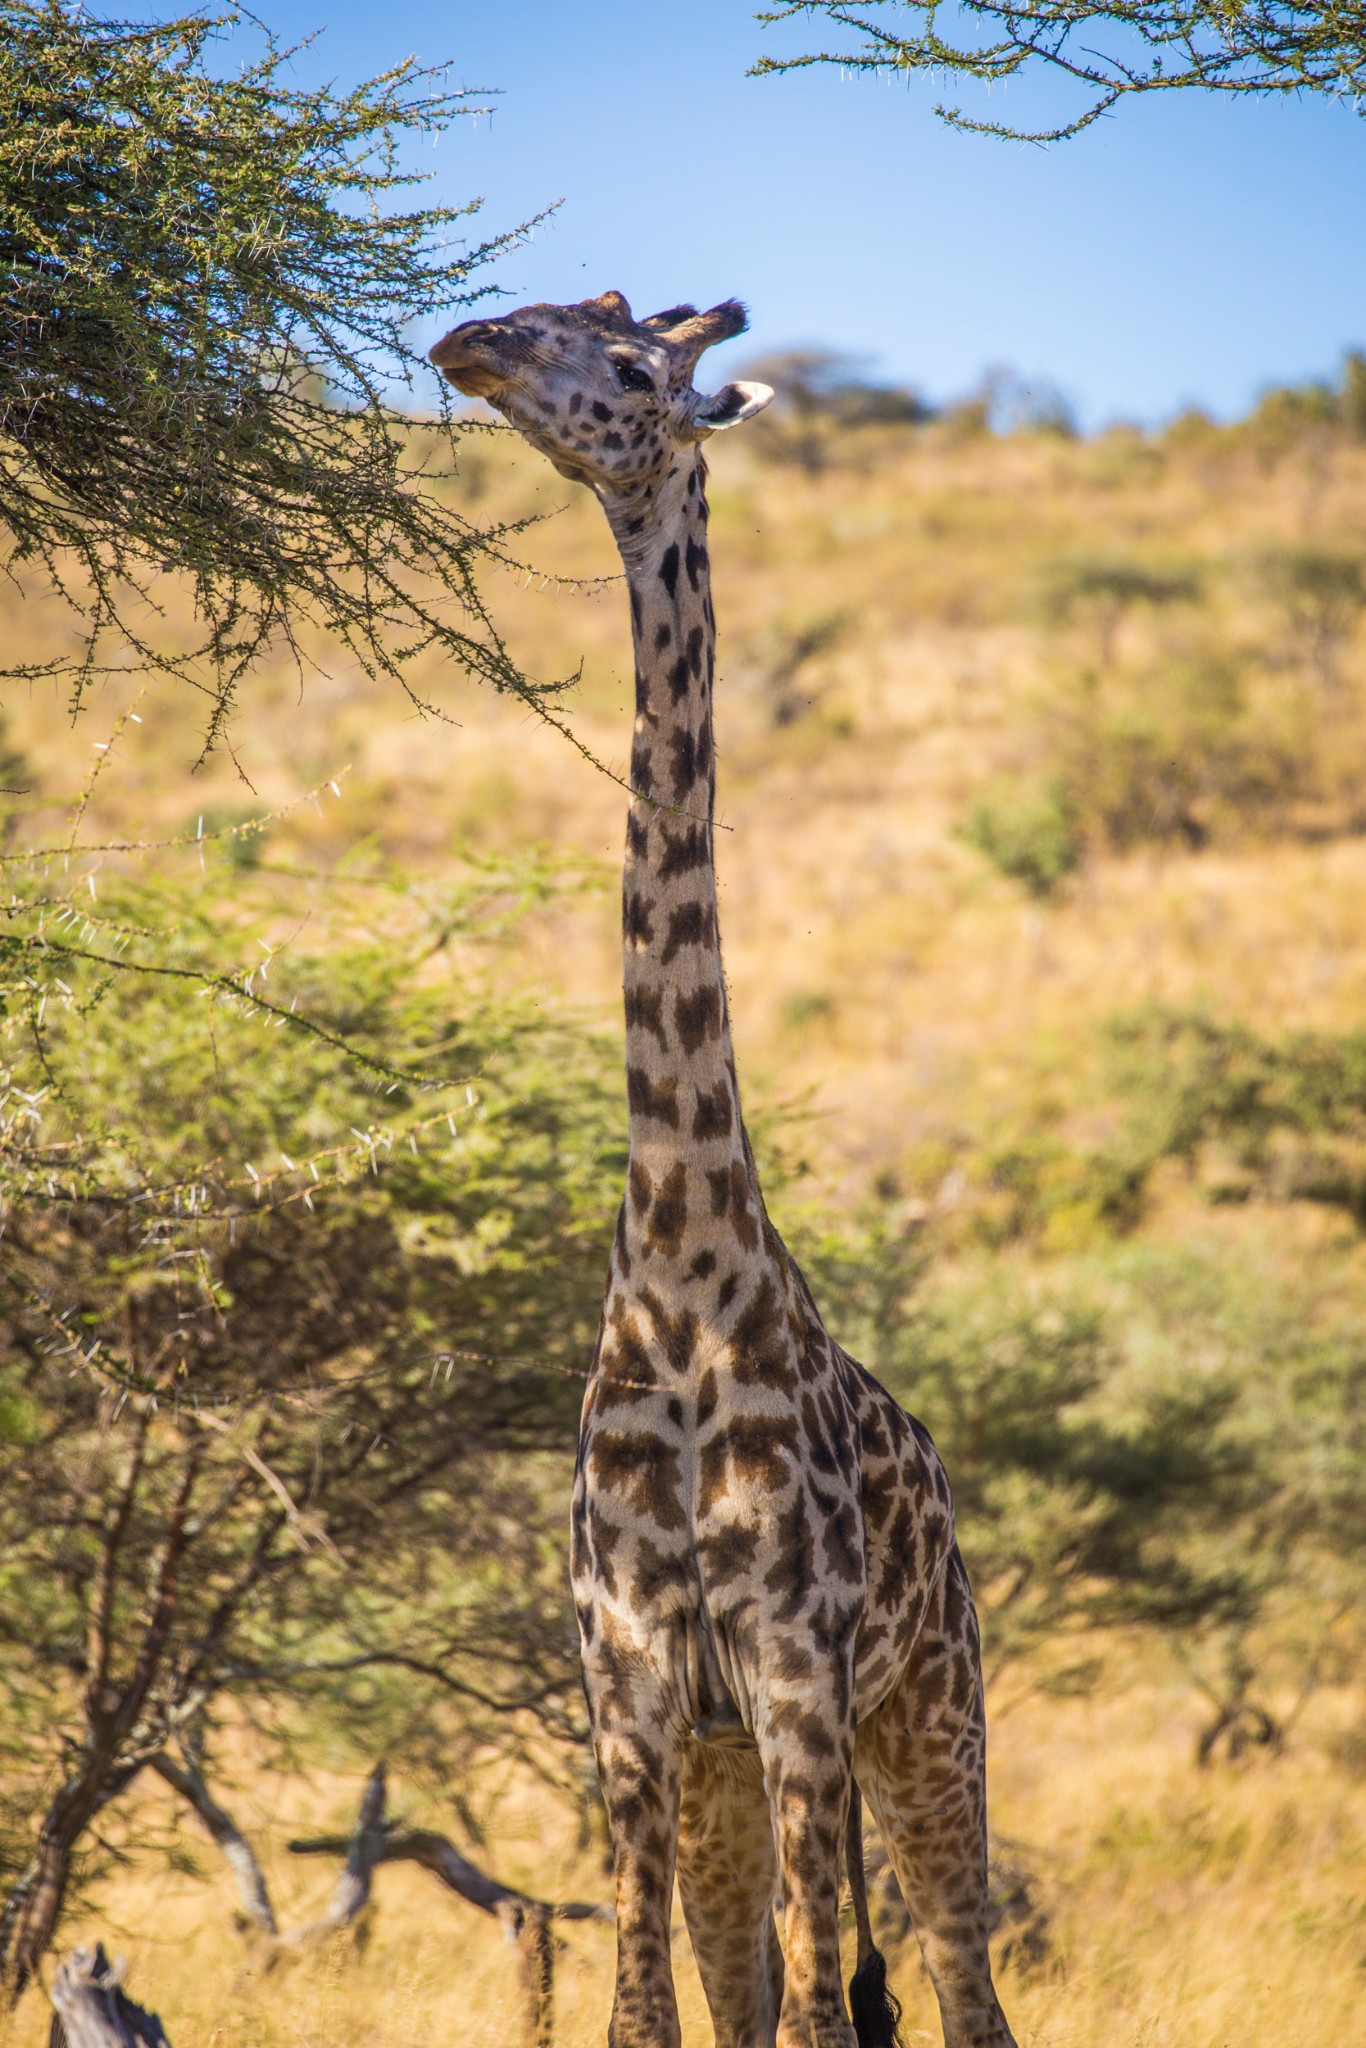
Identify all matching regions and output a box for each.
[431,293,1016,2048]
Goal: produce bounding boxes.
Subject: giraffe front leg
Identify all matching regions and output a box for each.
[862,1547,1017,2048]
[755,1686,859,2048]
[591,1693,685,2048]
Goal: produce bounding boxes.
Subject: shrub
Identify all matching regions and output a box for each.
[1036,554,1203,668]
[0,774,621,1985]
[741,349,934,473]
[1254,546,1366,697]
[960,777,1082,898]
[962,643,1323,878]
[793,1221,1267,1688]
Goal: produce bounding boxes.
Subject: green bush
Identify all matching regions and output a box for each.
[962,641,1325,879]
[0,798,622,1981]
[796,1213,1365,1723]
[792,1221,1273,1689]
[1104,1006,1366,1220]
[1063,654,1305,850]
[960,776,1081,897]
[1241,351,1366,456]
[1255,546,1366,696]
[934,1006,1366,1252]
[1036,554,1202,667]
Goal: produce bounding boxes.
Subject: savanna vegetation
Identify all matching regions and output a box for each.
[1,328,1364,2043]
[0,0,570,742]
[1,10,1364,2026]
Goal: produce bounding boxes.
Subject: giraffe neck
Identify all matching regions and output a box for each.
[603,452,764,1278]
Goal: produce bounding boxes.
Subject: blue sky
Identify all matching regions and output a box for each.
[257,1,1362,426]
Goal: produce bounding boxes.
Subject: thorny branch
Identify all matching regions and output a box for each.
[754,2,1366,142]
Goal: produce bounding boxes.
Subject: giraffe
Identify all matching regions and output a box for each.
[430,292,1017,2048]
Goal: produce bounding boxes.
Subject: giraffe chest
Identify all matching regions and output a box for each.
[569,1353,861,1736]
[570,1259,961,1732]
[572,1261,859,1594]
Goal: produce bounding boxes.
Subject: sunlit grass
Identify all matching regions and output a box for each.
[3,1678,1361,2047]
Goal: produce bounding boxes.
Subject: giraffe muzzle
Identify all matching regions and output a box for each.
[428,323,509,400]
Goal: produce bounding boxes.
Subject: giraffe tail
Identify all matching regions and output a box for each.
[846,1780,905,2048]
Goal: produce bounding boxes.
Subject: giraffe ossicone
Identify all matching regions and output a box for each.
[431,292,1017,2048]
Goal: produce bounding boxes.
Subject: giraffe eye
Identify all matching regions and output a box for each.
[612,358,655,396]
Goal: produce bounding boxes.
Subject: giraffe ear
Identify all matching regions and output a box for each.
[642,303,698,332]
[694,381,774,433]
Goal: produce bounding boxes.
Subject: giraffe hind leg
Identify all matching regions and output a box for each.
[860,1547,1017,2048]
[677,1739,783,2048]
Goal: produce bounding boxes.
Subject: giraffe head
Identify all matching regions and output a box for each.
[429,291,773,498]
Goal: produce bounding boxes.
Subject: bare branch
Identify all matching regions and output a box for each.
[287,1817,609,1925]
[104,1451,199,1756]
[277,1763,389,1948]
[84,1411,151,1732]
[147,1756,277,1937]
[287,1770,610,2046]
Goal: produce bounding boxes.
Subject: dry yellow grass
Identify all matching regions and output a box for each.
[3,1676,1361,2047]
[5,420,1366,2045]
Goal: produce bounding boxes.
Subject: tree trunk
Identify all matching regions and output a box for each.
[5,1446,195,2006]
[5,1776,107,2004]
[48,1945,170,2048]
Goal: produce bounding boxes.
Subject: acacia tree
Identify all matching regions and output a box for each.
[0,727,625,2000]
[753,1,1366,140]
[0,843,622,2000]
[0,1,564,745]
[0,1204,594,2001]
